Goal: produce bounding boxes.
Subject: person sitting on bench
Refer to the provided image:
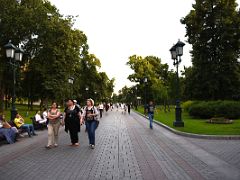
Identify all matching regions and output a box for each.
[0,115,18,144]
[14,113,37,137]
[35,111,47,124]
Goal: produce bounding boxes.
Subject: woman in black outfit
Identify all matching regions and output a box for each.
[64,99,82,146]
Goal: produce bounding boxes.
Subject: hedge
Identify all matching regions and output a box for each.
[188,101,240,119]
[182,100,194,112]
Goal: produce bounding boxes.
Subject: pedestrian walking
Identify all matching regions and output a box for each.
[45,102,61,149]
[98,103,104,118]
[123,104,127,114]
[81,99,99,149]
[146,101,155,129]
[127,104,131,114]
[64,99,81,147]
[105,103,110,112]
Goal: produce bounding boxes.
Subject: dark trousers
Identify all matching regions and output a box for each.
[99,109,103,118]
[86,120,97,145]
[69,128,79,144]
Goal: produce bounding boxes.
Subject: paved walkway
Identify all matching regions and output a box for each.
[0,110,239,180]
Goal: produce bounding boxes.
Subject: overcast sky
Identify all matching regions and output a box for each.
[49,0,240,93]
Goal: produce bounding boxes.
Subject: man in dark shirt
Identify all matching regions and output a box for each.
[146,101,155,129]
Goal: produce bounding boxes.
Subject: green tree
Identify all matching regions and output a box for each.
[127,55,177,106]
[181,0,240,100]
[0,0,114,111]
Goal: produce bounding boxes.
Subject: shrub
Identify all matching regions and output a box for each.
[182,100,194,112]
[188,101,240,119]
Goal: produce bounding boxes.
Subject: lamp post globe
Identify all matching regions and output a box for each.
[68,77,74,84]
[175,39,185,56]
[4,40,16,59]
[15,47,24,62]
[170,44,177,60]
[144,77,148,83]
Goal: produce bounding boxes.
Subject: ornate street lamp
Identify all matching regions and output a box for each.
[143,77,148,110]
[84,86,89,100]
[135,86,138,109]
[68,77,74,97]
[4,40,24,120]
[170,39,185,127]
[68,77,74,85]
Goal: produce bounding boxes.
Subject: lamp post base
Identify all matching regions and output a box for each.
[11,109,17,121]
[174,101,184,127]
[173,121,184,127]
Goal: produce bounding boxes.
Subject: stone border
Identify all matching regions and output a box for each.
[134,111,240,140]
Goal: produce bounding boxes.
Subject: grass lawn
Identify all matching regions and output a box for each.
[136,106,240,135]
[2,104,39,124]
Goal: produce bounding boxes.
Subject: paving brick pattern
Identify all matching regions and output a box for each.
[0,110,239,180]
[186,138,240,168]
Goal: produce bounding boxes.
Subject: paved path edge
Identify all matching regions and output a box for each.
[134,111,240,140]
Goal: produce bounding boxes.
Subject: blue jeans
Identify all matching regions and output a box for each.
[0,128,16,144]
[148,113,154,129]
[86,121,97,145]
[20,124,35,136]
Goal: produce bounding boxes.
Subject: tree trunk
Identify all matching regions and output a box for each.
[163,100,167,113]
[0,89,4,113]
[40,98,43,111]
[28,97,30,110]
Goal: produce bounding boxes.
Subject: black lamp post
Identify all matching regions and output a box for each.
[170,39,185,127]
[4,40,24,121]
[85,86,89,100]
[143,77,148,109]
[68,77,74,97]
[135,86,138,110]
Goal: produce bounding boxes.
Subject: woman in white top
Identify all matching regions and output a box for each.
[35,111,47,124]
[42,108,48,123]
[98,103,104,118]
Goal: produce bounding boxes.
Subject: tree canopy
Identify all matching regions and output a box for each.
[181,0,240,100]
[120,55,177,108]
[0,0,114,111]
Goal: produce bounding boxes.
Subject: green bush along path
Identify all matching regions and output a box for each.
[136,106,240,135]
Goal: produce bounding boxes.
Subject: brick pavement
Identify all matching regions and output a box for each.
[0,110,239,180]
